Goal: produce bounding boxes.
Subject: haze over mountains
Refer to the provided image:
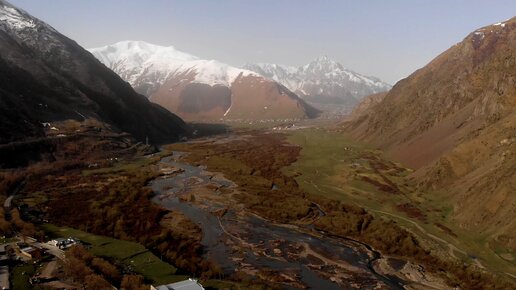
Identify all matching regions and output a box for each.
[345,17,516,247]
[89,41,319,121]
[0,1,187,144]
[244,57,391,106]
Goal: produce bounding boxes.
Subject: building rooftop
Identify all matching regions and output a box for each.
[156,278,204,290]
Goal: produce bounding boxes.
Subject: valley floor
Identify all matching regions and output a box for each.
[1,122,514,289]
[284,127,516,279]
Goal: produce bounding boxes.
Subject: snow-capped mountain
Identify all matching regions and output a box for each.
[89,41,318,121]
[243,56,391,105]
[89,41,260,97]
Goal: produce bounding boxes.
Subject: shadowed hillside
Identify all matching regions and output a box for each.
[0,0,188,145]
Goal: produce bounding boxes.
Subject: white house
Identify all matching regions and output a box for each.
[152,278,204,290]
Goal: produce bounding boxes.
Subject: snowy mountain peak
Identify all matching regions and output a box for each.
[304,55,345,74]
[89,40,199,70]
[311,55,339,66]
[243,59,391,104]
[89,41,259,96]
[315,55,330,62]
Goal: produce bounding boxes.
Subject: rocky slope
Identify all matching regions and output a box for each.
[345,92,387,121]
[89,41,318,121]
[0,0,188,144]
[343,18,516,246]
[243,57,391,106]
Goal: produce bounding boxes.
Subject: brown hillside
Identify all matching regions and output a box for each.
[151,74,319,122]
[343,18,516,245]
[345,92,388,121]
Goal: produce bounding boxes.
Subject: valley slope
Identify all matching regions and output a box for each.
[344,18,516,253]
[0,1,188,145]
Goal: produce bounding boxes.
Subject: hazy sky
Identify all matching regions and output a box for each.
[9,0,516,84]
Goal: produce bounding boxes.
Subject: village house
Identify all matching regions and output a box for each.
[48,237,79,249]
[152,278,204,290]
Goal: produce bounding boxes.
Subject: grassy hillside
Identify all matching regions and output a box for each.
[285,128,516,278]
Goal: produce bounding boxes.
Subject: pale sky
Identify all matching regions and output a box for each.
[9,0,516,84]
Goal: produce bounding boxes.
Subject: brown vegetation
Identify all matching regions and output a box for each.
[40,168,215,277]
[395,203,427,221]
[62,245,122,289]
[1,135,219,280]
[169,131,516,290]
[121,275,148,290]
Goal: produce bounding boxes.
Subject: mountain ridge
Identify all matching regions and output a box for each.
[243,57,391,105]
[89,41,259,97]
[0,0,188,144]
[343,17,516,247]
[90,41,319,121]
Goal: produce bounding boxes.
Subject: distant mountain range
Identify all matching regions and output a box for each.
[344,17,516,244]
[0,0,187,145]
[243,57,391,106]
[89,41,318,121]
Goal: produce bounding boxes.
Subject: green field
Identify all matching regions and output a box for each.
[42,224,187,285]
[12,263,41,290]
[284,128,516,277]
[41,224,255,289]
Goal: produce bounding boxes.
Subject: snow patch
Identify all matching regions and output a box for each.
[89,41,259,88]
[474,31,485,39]
[223,102,232,116]
[243,57,391,99]
[0,3,36,30]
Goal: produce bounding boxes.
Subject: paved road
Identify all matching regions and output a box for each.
[39,260,58,278]
[0,266,8,290]
[4,179,25,209]
[3,195,14,209]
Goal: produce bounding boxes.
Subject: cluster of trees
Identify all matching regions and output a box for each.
[63,245,147,290]
[45,168,219,278]
[181,133,314,223]
[0,206,8,234]
[312,199,429,258]
[10,208,41,238]
[0,169,24,194]
[1,136,226,281]
[0,170,42,238]
[308,182,515,289]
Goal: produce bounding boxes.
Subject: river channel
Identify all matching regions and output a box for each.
[150,152,405,289]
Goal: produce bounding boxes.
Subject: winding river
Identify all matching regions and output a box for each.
[150,152,405,289]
